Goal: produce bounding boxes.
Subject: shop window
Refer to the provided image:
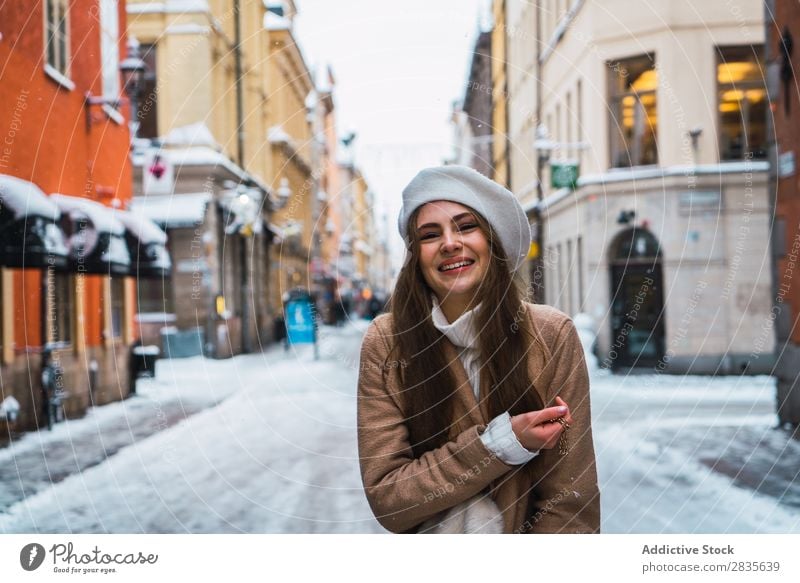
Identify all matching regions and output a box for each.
[109,276,125,339]
[136,277,174,315]
[717,45,767,160]
[609,54,658,168]
[52,272,73,345]
[44,0,70,77]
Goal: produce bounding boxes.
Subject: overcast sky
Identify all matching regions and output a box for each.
[294,0,488,271]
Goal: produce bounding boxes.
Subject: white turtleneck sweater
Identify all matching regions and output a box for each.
[430,297,539,465]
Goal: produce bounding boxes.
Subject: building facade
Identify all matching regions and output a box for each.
[127,0,277,357]
[264,1,316,314]
[0,0,154,433]
[505,0,771,374]
[491,0,511,187]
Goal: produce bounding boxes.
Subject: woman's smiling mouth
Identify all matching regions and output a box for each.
[438,258,475,273]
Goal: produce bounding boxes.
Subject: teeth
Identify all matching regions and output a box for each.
[441,260,472,272]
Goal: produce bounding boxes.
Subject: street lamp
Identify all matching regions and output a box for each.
[120,36,147,140]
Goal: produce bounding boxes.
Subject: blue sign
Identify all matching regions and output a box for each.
[285,299,316,344]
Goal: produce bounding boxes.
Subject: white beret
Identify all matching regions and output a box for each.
[398,165,532,272]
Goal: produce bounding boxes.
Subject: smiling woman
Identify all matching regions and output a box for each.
[356,165,601,534]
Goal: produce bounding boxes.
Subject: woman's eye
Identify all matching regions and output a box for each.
[419,232,438,240]
[458,223,477,231]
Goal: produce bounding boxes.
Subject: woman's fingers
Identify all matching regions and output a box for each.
[512,411,564,450]
[554,396,575,425]
[527,405,568,427]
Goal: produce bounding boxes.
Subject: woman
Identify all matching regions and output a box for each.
[357,165,600,534]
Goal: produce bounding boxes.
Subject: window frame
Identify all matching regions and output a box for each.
[107,275,125,340]
[715,44,767,161]
[47,270,74,347]
[43,0,71,84]
[608,53,658,169]
[99,0,120,100]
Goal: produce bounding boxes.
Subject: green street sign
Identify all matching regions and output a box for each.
[551,161,579,189]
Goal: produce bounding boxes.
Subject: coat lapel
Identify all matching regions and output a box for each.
[441,337,488,427]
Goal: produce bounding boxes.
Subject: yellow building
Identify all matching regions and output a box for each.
[263,1,316,312]
[491,0,510,187]
[127,0,277,354]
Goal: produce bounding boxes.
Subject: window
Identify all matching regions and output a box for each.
[577,79,583,165]
[567,238,573,315]
[609,54,658,168]
[50,272,73,345]
[556,241,563,312]
[109,276,125,339]
[44,0,69,77]
[138,43,159,139]
[566,91,572,159]
[99,0,120,98]
[135,277,174,315]
[577,235,584,312]
[717,45,767,160]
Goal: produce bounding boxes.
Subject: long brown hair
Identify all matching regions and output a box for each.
[387,204,545,458]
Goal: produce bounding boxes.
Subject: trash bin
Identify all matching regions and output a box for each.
[132,344,160,378]
[130,342,160,395]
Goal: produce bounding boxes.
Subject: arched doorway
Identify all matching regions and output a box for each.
[608,228,665,370]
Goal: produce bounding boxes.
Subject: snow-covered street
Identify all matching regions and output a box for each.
[1,321,798,534]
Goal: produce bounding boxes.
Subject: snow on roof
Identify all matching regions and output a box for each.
[132,144,271,196]
[117,209,168,245]
[50,194,125,235]
[535,161,772,212]
[164,23,211,36]
[127,0,210,14]
[129,193,212,228]
[264,11,291,31]
[161,122,220,149]
[578,161,770,187]
[267,125,291,145]
[315,63,333,94]
[0,174,61,220]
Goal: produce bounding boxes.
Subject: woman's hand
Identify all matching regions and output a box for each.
[510,396,575,452]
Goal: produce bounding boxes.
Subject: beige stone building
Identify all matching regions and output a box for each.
[505,0,772,373]
[127,0,278,356]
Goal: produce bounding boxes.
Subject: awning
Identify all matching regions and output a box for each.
[117,209,172,279]
[0,174,69,269]
[128,193,212,229]
[51,194,131,275]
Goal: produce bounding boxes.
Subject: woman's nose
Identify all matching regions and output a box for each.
[440,231,462,252]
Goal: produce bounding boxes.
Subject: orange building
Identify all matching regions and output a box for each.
[0,0,149,435]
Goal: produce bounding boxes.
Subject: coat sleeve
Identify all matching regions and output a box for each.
[357,320,513,533]
[526,318,601,533]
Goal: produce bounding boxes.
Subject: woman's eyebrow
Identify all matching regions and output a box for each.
[417,213,475,231]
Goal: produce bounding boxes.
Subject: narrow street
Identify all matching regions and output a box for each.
[1,321,798,534]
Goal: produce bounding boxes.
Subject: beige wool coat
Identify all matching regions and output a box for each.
[357,302,601,534]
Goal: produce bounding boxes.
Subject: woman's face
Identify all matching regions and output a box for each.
[415,200,490,307]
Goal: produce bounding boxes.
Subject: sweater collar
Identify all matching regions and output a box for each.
[430,296,481,349]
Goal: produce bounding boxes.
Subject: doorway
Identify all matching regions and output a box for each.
[608,228,665,370]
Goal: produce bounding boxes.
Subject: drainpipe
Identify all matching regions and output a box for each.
[534,1,546,304]
[233,0,245,169]
[233,0,250,353]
